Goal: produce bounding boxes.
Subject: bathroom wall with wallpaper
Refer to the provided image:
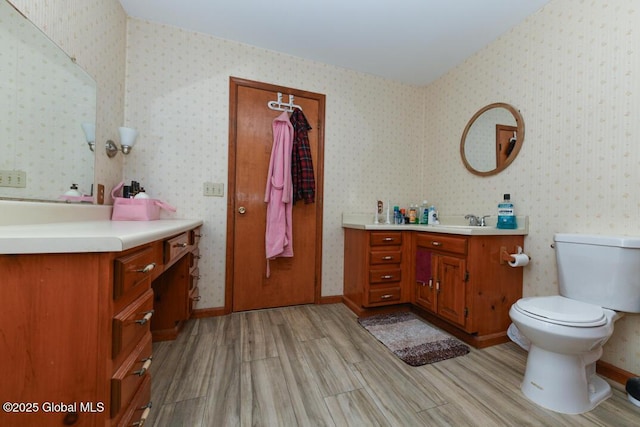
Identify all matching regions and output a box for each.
[9,0,126,196]
[123,20,425,308]
[423,0,640,374]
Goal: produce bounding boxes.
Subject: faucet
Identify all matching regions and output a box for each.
[465,214,490,226]
[465,214,480,226]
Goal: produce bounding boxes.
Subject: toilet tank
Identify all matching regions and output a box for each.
[555,233,640,313]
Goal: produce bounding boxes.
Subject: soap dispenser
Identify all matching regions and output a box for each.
[64,184,82,197]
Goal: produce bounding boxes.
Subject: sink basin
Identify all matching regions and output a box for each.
[434,224,492,229]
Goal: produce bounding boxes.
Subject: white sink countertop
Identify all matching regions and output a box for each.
[342,213,528,236]
[0,200,203,254]
[0,219,204,254]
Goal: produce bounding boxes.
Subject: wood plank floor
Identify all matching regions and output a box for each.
[147,303,640,426]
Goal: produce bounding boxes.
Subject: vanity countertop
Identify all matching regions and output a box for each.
[0,219,204,254]
[342,213,528,236]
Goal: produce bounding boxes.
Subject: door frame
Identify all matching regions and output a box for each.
[224,77,325,314]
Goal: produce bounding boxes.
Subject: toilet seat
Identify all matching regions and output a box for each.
[515,296,607,327]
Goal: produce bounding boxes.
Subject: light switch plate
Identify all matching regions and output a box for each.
[211,182,224,197]
[203,182,224,197]
[0,170,27,188]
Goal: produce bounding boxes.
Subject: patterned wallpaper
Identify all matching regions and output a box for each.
[423,0,640,373]
[123,21,424,310]
[8,0,639,375]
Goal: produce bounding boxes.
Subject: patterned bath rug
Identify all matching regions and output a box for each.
[358,311,470,366]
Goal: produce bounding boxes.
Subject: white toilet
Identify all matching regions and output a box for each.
[509,233,640,414]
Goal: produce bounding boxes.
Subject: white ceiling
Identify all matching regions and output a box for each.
[118,0,551,86]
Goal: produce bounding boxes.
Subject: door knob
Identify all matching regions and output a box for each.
[238,206,246,214]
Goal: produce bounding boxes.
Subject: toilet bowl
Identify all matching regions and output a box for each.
[509,233,640,414]
[509,296,620,414]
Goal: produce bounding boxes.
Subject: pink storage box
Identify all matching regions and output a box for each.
[111,182,176,221]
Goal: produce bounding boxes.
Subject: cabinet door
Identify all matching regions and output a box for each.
[436,255,467,327]
[414,247,436,312]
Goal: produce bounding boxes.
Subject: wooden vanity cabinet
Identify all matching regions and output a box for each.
[0,225,202,427]
[412,232,525,348]
[343,228,411,315]
[151,226,202,341]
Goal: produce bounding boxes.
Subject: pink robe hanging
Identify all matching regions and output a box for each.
[264,111,294,277]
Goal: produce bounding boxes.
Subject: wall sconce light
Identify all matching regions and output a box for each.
[106,126,139,158]
[81,122,96,152]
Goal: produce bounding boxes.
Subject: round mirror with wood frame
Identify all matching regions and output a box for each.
[460,102,525,176]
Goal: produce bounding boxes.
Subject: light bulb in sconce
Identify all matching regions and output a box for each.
[118,126,138,155]
[105,126,139,158]
[81,122,96,152]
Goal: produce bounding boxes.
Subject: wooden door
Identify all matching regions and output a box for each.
[436,255,467,328]
[496,124,518,168]
[226,78,324,312]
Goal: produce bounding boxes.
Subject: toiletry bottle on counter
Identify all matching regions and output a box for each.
[134,188,150,199]
[428,205,439,225]
[420,200,429,224]
[393,206,401,225]
[64,184,82,197]
[409,205,417,223]
[497,193,517,229]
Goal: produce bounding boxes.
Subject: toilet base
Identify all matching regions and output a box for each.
[521,345,612,414]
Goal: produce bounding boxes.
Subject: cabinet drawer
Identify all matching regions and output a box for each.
[415,233,467,255]
[114,246,157,300]
[369,268,402,284]
[111,333,153,417]
[189,226,203,246]
[368,287,401,304]
[112,288,154,359]
[115,373,151,427]
[370,232,402,246]
[164,232,190,265]
[189,247,201,270]
[370,250,402,265]
[189,286,200,315]
[190,267,200,291]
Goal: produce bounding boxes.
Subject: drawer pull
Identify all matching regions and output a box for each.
[436,281,441,293]
[383,237,394,242]
[174,242,188,248]
[192,274,201,280]
[381,275,394,280]
[382,256,393,260]
[193,296,202,302]
[132,402,152,426]
[429,279,433,289]
[135,263,156,274]
[380,294,394,299]
[133,356,153,377]
[135,310,155,325]
[431,241,442,247]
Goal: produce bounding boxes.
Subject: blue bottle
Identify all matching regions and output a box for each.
[497,194,517,229]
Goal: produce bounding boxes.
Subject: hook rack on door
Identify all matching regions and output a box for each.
[267,92,302,112]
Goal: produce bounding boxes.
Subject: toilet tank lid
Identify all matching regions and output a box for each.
[554,233,640,248]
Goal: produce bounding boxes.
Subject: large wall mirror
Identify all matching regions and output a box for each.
[0,0,96,202]
[460,102,525,176]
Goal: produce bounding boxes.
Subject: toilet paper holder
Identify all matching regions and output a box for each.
[500,246,531,264]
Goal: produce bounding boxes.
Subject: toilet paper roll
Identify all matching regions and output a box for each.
[508,253,530,267]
